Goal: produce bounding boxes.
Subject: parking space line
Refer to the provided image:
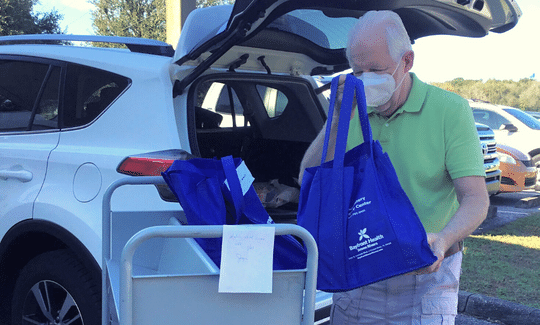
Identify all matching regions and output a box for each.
[495,209,530,216]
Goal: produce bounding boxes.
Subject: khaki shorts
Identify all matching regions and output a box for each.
[330,252,463,325]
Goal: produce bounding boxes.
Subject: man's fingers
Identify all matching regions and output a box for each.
[334,74,348,112]
[338,74,347,85]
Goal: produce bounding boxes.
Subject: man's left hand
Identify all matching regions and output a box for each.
[414,233,450,275]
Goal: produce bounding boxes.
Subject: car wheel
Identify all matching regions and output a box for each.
[11,249,101,325]
[533,154,540,191]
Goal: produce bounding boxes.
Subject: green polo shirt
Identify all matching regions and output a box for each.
[346,73,485,233]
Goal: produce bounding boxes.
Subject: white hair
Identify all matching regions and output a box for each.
[346,10,412,64]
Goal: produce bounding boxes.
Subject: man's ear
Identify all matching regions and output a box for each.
[403,50,414,72]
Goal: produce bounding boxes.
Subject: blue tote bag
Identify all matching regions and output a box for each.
[297,74,436,292]
[162,155,307,270]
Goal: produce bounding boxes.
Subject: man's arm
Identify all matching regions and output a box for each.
[421,175,489,274]
[298,116,338,183]
[299,75,349,183]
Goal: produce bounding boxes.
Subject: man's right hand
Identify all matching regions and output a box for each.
[299,74,352,181]
[334,74,347,114]
[333,74,357,122]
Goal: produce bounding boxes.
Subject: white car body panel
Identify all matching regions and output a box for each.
[0,132,59,238]
[32,66,186,265]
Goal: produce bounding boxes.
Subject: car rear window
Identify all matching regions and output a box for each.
[62,64,130,128]
[269,9,356,50]
[0,58,130,131]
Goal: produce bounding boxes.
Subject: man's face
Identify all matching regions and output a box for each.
[349,30,406,116]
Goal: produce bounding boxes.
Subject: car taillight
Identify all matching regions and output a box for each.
[116,149,195,202]
[117,157,175,176]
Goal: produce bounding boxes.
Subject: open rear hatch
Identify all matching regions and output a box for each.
[173,0,521,94]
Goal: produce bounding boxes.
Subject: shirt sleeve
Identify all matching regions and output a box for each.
[443,98,486,180]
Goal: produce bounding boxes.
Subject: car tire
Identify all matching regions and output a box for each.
[533,154,540,191]
[11,249,101,325]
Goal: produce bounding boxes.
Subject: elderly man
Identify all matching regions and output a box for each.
[299,11,489,324]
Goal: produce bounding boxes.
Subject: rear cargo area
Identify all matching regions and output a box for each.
[190,73,326,222]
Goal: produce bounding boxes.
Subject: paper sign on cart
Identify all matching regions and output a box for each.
[219,225,275,293]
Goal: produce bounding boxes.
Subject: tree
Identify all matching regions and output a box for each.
[0,0,63,36]
[431,78,540,110]
[517,81,540,110]
[90,0,234,43]
[91,0,167,41]
[197,0,234,7]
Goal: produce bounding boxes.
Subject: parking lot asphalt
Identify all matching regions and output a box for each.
[457,190,540,325]
[475,189,540,235]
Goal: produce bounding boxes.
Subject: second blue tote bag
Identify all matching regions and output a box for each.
[162,155,307,271]
[297,74,437,292]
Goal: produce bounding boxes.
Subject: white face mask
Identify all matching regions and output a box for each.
[357,61,405,107]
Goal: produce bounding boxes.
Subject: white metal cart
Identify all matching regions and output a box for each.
[102,176,319,325]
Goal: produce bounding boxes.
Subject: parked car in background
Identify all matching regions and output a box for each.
[496,144,537,193]
[476,123,501,195]
[470,99,540,190]
[525,111,540,120]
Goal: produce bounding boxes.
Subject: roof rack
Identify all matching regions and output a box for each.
[0,34,174,57]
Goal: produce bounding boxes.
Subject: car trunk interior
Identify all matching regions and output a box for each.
[189,73,326,223]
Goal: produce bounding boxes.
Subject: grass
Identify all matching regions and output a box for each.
[460,212,540,309]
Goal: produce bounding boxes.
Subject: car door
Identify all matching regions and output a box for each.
[0,57,61,231]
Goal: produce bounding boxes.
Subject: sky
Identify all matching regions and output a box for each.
[35,0,539,83]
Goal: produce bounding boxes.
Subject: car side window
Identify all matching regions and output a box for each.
[196,81,248,128]
[473,109,509,130]
[33,66,61,130]
[63,63,129,128]
[256,85,288,118]
[0,60,59,132]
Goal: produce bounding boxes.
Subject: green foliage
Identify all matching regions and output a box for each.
[90,0,234,46]
[0,0,63,36]
[197,0,234,7]
[431,78,540,111]
[91,0,167,43]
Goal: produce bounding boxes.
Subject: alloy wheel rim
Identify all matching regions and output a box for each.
[21,280,83,325]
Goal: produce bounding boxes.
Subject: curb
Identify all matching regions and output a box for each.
[485,205,497,220]
[458,291,540,325]
[514,194,540,208]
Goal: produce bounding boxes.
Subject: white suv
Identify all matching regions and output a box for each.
[0,1,521,324]
[470,99,540,190]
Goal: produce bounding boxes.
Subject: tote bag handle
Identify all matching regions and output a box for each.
[221,155,244,224]
[321,75,371,167]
